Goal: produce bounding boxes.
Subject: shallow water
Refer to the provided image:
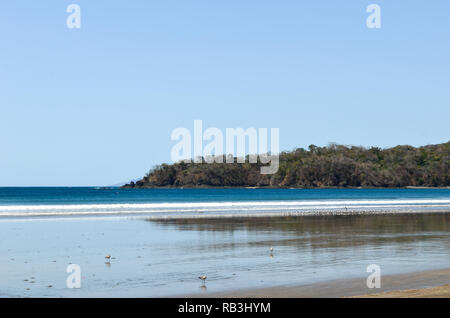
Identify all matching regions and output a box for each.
[0,213,449,297]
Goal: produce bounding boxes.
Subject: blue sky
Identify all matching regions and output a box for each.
[0,1,449,186]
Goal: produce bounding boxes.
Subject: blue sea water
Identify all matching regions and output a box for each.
[0,187,449,205]
[0,188,449,219]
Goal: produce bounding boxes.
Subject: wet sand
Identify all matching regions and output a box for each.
[1,214,448,297]
[188,268,450,298]
[351,284,450,298]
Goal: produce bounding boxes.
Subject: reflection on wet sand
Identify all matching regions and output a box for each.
[1,212,448,297]
[147,213,450,250]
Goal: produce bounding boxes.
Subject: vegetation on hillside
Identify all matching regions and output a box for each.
[123,142,449,188]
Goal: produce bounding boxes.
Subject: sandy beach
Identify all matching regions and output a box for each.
[188,268,450,298]
[351,284,450,298]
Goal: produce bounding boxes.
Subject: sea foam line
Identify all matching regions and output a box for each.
[0,199,449,218]
[0,199,449,212]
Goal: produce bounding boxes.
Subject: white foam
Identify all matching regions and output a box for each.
[0,199,449,218]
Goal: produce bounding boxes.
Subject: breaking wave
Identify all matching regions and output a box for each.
[0,199,449,219]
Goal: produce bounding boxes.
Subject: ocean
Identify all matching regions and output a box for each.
[0,187,449,219]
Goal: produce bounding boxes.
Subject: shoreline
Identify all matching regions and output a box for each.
[185,268,450,298]
[350,284,450,298]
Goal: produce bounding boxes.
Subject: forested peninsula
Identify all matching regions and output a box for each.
[123,142,449,188]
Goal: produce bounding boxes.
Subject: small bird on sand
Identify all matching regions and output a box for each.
[198,275,207,284]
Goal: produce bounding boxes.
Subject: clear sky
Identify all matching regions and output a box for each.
[1,1,449,186]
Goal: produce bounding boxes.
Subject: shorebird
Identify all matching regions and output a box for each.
[269,247,273,253]
[105,254,111,260]
[198,275,207,284]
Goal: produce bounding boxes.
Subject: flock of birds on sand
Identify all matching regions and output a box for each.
[104,247,275,287]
